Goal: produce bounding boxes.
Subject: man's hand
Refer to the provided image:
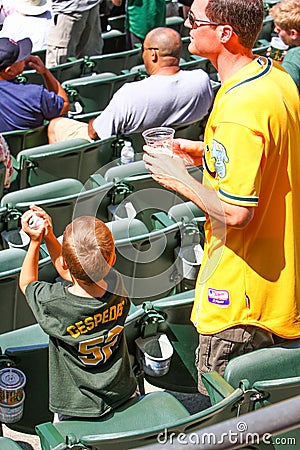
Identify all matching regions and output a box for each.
[143,145,195,195]
[25,55,47,75]
[172,138,204,166]
[88,118,100,140]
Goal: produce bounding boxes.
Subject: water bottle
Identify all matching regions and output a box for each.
[120,141,135,164]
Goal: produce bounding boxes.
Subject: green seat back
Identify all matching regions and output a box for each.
[224,339,300,388]
[111,222,182,304]
[257,15,274,41]
[0,248,27,333]
[0,249,58,333]
[89,48,142,74]
[204,341,300,448]
[49,58,89,83]
[1,178,114,236]
[2,124,49,157]
[0,325,48,435]
[166,15,184,33]
[179,56,209,71]
[63,72,136,115]
[174,118,208,141]
[17,137,117,188]
[102,29,127,53]
[104,160,147,182]
[107,14,126,32]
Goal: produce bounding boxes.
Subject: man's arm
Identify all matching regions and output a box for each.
[25,55,70,115]
[88,118,100,140]
[143,149,254,228]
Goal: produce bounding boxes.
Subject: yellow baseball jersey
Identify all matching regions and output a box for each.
[191,56,300,338]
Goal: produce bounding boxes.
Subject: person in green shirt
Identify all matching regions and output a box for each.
[270,0,300,92]
[112,0,166,48]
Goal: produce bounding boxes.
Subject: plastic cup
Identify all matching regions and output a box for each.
[269,37,289,62]
[142,127,175,155]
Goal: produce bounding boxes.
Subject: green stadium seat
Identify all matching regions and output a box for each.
[102,29,127,54]
[0,335,52,435]
[111,221,182,304]
[106,217,149,239]
[2,124,49,157]
[173,117,208,141]
[89,48,143,75]
[168,200,206,223]
[1,178,114,236]
[257,15,274,41]
[35,382,244,450]
[107,14,126,32]
[166,15,185,34]
[0,247,59,333]
[202,340,300,449]
[62,72,137,116]
[224,339,300,390]
[16,136,117,189]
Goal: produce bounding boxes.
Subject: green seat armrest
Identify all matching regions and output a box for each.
[36,422,66,450]
[202,371,235,405]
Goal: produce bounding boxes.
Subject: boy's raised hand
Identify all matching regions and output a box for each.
[21,205,54,241]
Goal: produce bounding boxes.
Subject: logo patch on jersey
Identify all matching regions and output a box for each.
[208,288,230,307]
[203,144,217,178]
[211,140,229,178]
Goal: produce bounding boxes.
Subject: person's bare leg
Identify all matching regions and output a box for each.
[47,117,64,143]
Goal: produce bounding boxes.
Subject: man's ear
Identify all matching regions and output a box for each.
[151,48,159,62]
[61,255,68,270]
[219,24,235,43]
[4,66,14,76]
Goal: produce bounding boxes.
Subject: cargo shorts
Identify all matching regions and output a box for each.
[195,326,276,395]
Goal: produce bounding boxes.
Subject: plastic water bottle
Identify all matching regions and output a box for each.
[120,141,135,164]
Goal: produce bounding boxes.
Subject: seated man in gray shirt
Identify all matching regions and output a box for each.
[47,27,214,143]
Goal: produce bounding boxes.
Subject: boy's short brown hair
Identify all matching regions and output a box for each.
[62,216,115,285]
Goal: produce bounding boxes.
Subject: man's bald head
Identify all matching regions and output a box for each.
[144,27,182,60]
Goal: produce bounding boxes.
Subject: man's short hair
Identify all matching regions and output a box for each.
[62,216,115,285]
[205,0,264,49]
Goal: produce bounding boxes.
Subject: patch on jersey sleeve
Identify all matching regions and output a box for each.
[208,288,230,307]
[211,140,229,178]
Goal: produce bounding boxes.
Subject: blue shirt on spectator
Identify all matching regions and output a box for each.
[0,79,64,132]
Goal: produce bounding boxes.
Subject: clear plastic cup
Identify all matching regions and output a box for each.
[142,127,175,155]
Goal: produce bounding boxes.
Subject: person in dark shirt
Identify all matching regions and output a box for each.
[0,37,69,132]
[19,205,137,420]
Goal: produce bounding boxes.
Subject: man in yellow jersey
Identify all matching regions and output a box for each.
[144,0,300,394]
